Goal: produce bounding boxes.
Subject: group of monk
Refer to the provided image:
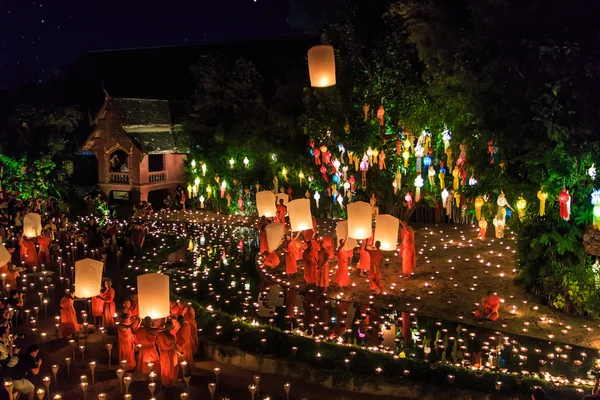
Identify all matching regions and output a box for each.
[258,206,417,295]
[60,277,199,387]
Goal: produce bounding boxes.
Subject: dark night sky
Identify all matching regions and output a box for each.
[0,0,294,88]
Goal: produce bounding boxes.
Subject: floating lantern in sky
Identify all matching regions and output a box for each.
[23,213,42,238]
[308,45,336,87]
[288,199,312,231]
[256,191,277,218]
[336,220,358,250]
[265,223,284,252]
[138,273,170,320]
[347,201,372,239]
[374,214,399,251]
[74,258,104,299]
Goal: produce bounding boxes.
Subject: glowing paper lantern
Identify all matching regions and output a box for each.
[0,244,11,266]
[308,45,336,88]
[288,199,313,232]
[374,214,399,251]
[414,175,424,202]
[137,273,170,320]
[275,193,289,207]
[516,196,527,221]
[336,221,358,250]
[256,191,277,218]
[265,223,284,252]
[23,213,42,238]
[74,258,104,299]
[347,201,372,239]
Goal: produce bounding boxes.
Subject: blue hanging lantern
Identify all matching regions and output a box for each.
[423,155,432,168]
[333,174,340,184]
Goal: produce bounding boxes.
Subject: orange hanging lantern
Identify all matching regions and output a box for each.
[308,45,336,88]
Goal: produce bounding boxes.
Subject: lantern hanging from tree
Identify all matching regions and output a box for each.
[314,191,321,208]
[298,170,305,185]
[256,191,277,218]
[265,223,284,252]
[414,144,424,174]
[446,148,454,171]
[442,129,451,151]
[337,194,344,208]
[558,189,571,221]
[377,106,385,126]
[347,201,373,239]
[393,169,402,194]
[74,258,104,299]
[288,199,313,232]
[243,157,249,168]
[428,165,436,186]
[308,45,336,87]
[360,155,369,187]
[201,163,207,176]
[592,190,600,229]
[402,149,410,168]
[438,168,446,190]
[493,217,505,239]
[23,213,42,238]
[441,189,449,210]
[474,196,484,220]
[378,150,386,170]
[537,189,548,216]
[138,273,170,320]
[374,214,399,251]
[229,158,235,169]
[220,181,227,198]
[206,186,212,199]
[414,175,424,202]
[366,147,374,166]
[589,164,597,180]
[516,196,526,221]
[405,192,414,209]
[336,220,358,250]
[452,166,460,190]
[199,195,205,209]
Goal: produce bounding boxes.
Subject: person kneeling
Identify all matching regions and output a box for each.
[474,290,501,322]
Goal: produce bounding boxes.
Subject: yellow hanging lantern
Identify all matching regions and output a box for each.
[452,166,460,190]
[308,45,336,88]
[402,150,409,168]
[516,196,527,221]
[446,148,454,171]
[366,147,374,166]
[187,185,193,198]
[281,167,288,181]
[201,163,207,176]
[206,186,212,199]
[438,170,445,190]
[537,189,548,216]
[428,165,436,186]
[474,196,485,221]
[298,170,305,185]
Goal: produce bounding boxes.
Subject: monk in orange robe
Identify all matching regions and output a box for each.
[0,262,19,291]
[316,246,330,291]
[321,236,335,259]
[358,240,371,277]
[302,240,319,284]
[37,233,51,266]
[92,280,116,329]
[367,241,384,294]
[335,239,351,288]
[60,292,79,338]
[474,290,501,322]
[283,235,297,276]
[258,217,269,254]
[118,313,137,370]
[157,321,181,387]
[263,252,280,268]
[19,237,38,269]
[130,294,139,319]
[294,237,304,262]
[401,311,412,346]
[276,200,287,223]
[399,222,416,277]
[182,305,198,354]
[136,317,161,375]
[176,315,194,363]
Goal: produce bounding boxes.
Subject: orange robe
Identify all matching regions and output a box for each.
[335,248,351,288]
[400,228,416,276]
[92,288,116,328]
[284,241,297,275]
[259,224,269,254]
[157,331,179,386]
[118,324,136,370]
[358,243,371,272]
[130,302,139,319]
[60,297,79,337]
[316,251,330,289]
[37,235,51,266]
[294,238,304,261]
[321,236,335,259]
[19,238,38,268]
[136,327,161,374]
[183,307,199,354]
[367,249,383,291]
[264,252,280,268]
[0,264,18,291]
[303,242,319,284]
[474,295,501,322]
[176,322,194,363]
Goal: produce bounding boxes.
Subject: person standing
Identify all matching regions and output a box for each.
[302,240,319,285]
[59,292,79,338]
[37,232,51,266]
[156,321,181,387]
[367,241,384,294]
[399,221,416,278]
[117,314,137,371]
[358,240,370,277]
[334,239,351,289]
[136,317,161,375]
[316,245,330,292]
[176,315,194,364]
[283,234,298,276]
[92,280,116,329]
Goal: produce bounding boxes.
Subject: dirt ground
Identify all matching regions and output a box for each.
[150,210,600,351]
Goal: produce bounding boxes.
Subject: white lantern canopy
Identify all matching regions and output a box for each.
[287,199,313,232]
[265,223,284,252]
[256,191,277,218]
[335,220,358,250]
[275,193,289,208]
[23,213,42,238]
[374,214,400,251]
[137,273,170,320]
[74,258,104,298]
[0,244,11,266]
[347,201,373,239]
[308,45,336,88]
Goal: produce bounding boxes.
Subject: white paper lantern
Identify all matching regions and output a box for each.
[74,258,104,298]
[265,223,284,252]
[256,191,277,218]
[336,220,358,250]
[308,45,336,88]
[347,201,373,239]
[275,193,289,208]
[137,273,170,320]
[23,213,42,238]
[288,199,313,232]
[0,244,10,266]
[374,214,400,251]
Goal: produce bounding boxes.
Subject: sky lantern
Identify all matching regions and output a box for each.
[336,220,358,250]
[23,213,42,238]
[0,244,10,266]
[74,258,104,299]
[256,191,277,218]
[374,214,399,251]
[308,45,336,88]
[137,273,170,320]
[265,223,284,252]
[288,199,312,231]
[347,201,372,239]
